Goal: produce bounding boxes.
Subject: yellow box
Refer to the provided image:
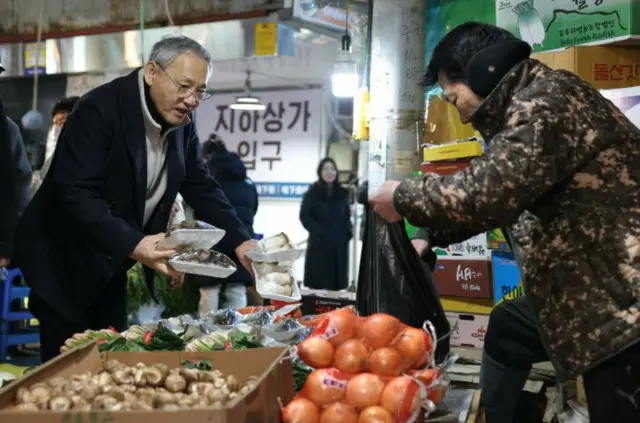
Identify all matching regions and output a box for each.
[441,296,494,315]
[423,139,484,162]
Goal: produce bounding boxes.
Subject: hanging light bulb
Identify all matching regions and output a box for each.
[230,71,266,111]
[331,5,358,98]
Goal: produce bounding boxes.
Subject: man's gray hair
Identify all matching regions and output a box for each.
[148,36,212,74]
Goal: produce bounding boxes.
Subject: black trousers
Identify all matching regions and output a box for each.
[29,276,128,363]
[483,296,640,423]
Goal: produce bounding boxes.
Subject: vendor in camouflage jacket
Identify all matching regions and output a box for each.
[370,22,640,421]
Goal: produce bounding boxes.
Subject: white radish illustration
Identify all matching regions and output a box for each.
[512,0,546,47]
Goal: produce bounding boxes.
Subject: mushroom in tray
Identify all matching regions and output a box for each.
[172,249,235,268]
[260,233,293,254]
[165,220,216,236]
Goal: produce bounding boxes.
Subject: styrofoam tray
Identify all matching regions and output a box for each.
[246,248,305,263]
[157,228,226,251]
[252,262,301,302]
[169,254,237,278]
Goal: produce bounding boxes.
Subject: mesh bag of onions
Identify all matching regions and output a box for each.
[282,307,450,423]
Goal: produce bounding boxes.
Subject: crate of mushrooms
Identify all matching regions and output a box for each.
[0,344,293,422]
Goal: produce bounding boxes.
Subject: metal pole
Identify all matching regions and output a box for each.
[367,0,426,196]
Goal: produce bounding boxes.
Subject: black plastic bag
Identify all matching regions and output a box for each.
[357,209,451,364]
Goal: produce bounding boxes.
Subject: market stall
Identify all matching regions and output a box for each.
[0,224,456,422]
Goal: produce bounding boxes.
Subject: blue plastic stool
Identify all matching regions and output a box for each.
[0,268,40,360]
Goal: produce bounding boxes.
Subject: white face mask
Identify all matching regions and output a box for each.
[321,163,337,183]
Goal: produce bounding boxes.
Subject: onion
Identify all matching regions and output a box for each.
[357,406,394,423]
[345,373,385,410]
[282,397,321,423]
[303,369,348,406]
[334,339,369,374]
[392,327,433,369]
[369,347,405,377]
[320,402,358,423]
[380,376,421,419]
[428,380,448,405]
[409,368,440,386]
[298,336,335,368]
[361,314,402,349]
[314,309,359,347]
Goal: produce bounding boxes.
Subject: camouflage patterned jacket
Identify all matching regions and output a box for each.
[394,59,640,380]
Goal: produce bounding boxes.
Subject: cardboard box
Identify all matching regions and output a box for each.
[423,95,479,145]
[440,296,494,315]
[492,251,525,305]
[420,159,472,176]
[497,0,640,53]
[446,312,490,348]
[432,259,492,299]
[422,139,484,162]
[300,288,356,316]
[0,345,293,422]
[434,233,491,261]
[533,46,640,90]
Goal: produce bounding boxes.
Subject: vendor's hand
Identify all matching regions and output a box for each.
[131,233,181,277]
[0,258,9,267]
[235,240,258,275]
[411,239,430,257]
[369,180,403,223]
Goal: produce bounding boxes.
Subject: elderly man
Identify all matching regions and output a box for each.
[16,36,255,361]
[370,22,640,422]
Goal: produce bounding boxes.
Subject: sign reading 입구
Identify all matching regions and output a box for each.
[496,0,639,53]
[195,88,322,199]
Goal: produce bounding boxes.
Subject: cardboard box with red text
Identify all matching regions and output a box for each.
[432,259,492,299]
[446,312,490,348]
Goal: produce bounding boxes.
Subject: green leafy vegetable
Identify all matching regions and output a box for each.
[293,361,312,393]
[228,331,262,350]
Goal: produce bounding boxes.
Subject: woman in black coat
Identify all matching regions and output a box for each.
[300,158,352,291]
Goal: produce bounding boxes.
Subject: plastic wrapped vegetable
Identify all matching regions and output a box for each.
[60,328,121,353]
[200,308,243,328]
[166,219,217,235]
[184,333,228,352]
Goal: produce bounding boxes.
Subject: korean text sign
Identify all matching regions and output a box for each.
[195,88,322,199]
[496,0,637,53]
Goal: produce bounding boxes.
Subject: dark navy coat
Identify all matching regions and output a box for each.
[15,69,250,322]
[195,151,258,287]
[300,181,352,290]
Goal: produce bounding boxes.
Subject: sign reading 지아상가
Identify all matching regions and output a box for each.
[195,88,322,199]
[496,0,639,53]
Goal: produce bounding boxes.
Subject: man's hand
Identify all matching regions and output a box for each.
[235,240,258,275]
[130,233,181,277]
[370,180,403,223]
[411,239,430,257]
[0,258,10,268]
[168,274,184,290]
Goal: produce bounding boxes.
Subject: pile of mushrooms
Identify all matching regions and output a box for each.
[12,359,258,411]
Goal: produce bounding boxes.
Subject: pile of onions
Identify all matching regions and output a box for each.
[286,310,448,423]
[297,312,434,378]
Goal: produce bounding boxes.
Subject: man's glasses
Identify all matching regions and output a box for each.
[156,63,212,102]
